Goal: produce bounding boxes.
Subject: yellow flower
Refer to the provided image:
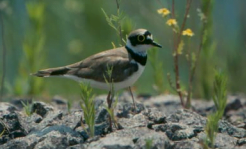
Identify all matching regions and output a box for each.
[157,8,170,17]
[166,19,177,26]
[182,28,194,37]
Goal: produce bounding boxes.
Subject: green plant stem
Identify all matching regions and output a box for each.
[115,0,123,45]
[106,91,112,131]
[0,12,6,100]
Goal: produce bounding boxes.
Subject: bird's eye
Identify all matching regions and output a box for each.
[137,35,145,42]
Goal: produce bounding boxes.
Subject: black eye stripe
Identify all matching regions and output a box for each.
[128,31,152,46]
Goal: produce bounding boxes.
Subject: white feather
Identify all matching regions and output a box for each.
[63,62,145,91]
[126,40,153,54]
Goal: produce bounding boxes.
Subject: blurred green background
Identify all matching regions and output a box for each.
[0,0,245,100]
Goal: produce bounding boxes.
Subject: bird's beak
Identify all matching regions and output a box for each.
[151,41,162,48]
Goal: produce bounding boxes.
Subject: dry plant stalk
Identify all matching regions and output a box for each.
[171,0,192,107]
[158,0,212,108]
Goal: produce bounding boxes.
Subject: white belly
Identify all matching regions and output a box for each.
[63,64,145,91]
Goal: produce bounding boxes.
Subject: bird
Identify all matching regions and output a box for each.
[32,28,162,110]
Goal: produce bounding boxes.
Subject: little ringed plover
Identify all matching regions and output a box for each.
[33,29,162,107]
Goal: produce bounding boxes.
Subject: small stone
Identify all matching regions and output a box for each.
[173,140,202,149]
[143,108,166,124]
[237,138,246,146]
[0,102,17,116]
[10,98,32,110]
[87,137,134,149]
[31,102,54,117]
[152,124,167,132]
[134,131,171,149]
[218,120,246,138]
[1,125,83,149]
[225,98,243,114]
[117,103,145,118]
[214,133,237,149]
[52,95,67,105]
[118,113,147,129]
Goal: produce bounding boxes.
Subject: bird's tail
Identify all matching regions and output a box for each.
[31,67,70,77]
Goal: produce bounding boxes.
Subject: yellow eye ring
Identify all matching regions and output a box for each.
[137,35,145,42]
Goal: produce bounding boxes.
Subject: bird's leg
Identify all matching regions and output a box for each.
[106,91,112,131]
[128,87,136,113]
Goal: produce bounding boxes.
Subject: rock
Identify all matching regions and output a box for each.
[67,144,85,149]
[0,103,27,145]
[218,120,246,138]
[94,122,107,136]
[61,110,83,130]
[51,96,69,112]
[165,109,206,126]
[86,137,134,149]
[0,102,17,116]
[21,108,82,133]
[75,122,108,140]
[10,98,32,110]
[172,140,202,149]
[226,107,246,127]
[134,131,171,149]
[52,96,67,105]
[19,113,43,133]
[118,113,147,129]
[153,109,205,141]
[86,127,168,149]
[94,98,108,124]
[143,108,166,124]
[1,95,246,149]
[156,123,196,141]
[214,133,237,149]
[116,103,145,118]
[237,138,246,146]
[0,125,83,149]
[34,110,63,130]
[31,102,54,117]
[95,108,108,124]
[192,100,215,116]
[225,98,243,114]
[141,95,182,115]
[107,127,152,139]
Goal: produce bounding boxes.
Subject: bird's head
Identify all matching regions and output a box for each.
[126,29,162,53]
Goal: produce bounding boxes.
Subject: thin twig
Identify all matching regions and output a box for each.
[177,0,193,45]
[172,0,185,107]
[0,12,6,100]
[173,0,192,108]
[172,0,175,18]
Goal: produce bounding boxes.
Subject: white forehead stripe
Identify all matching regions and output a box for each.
[146,35,153,40]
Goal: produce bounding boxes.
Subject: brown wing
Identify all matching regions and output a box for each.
[33,47,139,83]
[66,47,138,82]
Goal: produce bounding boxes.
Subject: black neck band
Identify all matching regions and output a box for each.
[125,46,147,66]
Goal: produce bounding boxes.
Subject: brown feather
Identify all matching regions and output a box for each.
[33,47,139,82]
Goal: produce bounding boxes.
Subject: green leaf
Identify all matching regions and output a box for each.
[177,40,184,55]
